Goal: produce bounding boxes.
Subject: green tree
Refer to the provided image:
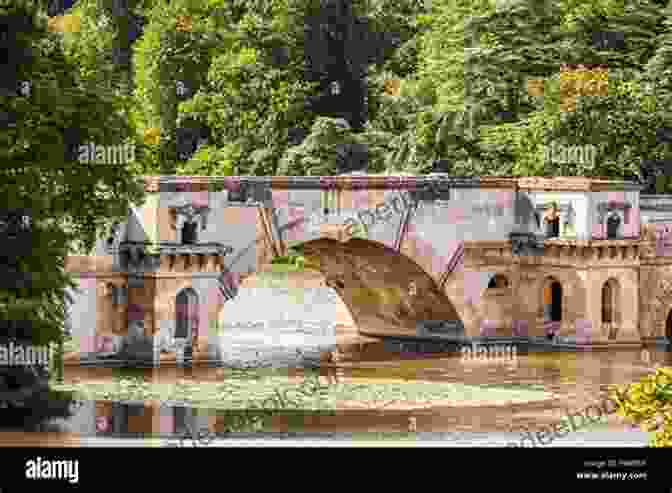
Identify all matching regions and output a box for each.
[279,117,384,175]
[473,0,666,181]
[130,0,420,176]
[132,0,317,175]
[0,0,145,429]
[641,0,672,112]
[403,0,666,178]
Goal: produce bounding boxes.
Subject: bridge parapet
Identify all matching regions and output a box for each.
[141,175,515,192]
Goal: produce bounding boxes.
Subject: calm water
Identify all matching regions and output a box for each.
[3,279,669,445]
[2,343,668,446]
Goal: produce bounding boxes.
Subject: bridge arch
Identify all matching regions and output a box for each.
[287,237,464,337]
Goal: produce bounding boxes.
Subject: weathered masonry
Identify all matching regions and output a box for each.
[64,175,672,358]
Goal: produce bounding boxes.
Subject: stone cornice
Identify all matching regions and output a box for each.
[116,241,233,272]
[543,238,642,247]
[463,241,511,249]
[517,176,643,192]
[640,195,672,211]
[119,241,233,256]
[640,256,672,265]
[462,237,650,267]
[142,175,643,192]
[142,175,518,191]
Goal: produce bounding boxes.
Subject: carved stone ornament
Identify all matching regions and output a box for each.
[597,201,631,214]
[659,278,672,299]
[319,223,353,243]
[170,203,211,231]
[510,232,544,257]
[641,223,657,242]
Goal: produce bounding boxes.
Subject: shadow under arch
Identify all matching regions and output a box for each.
[290,237,463,336]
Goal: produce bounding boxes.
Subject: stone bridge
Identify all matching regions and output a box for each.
[66,174,666,354]
[150,175,526,339]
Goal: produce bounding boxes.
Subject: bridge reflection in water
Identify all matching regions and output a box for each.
[0,344,669,446]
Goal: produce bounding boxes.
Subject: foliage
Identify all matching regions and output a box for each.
[270,250,307,268]
[41,0,672,181]
[279,117,386,175]
[58,0,153,175]
[123,0,427,175]
[399,0,670,180]
[1,1,145,349]
[610,367,672,447]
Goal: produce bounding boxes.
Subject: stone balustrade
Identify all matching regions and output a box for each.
[462,238,648,267]
[118,242,232,272]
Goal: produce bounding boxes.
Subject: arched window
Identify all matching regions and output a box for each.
[601,278,620,339]
[602,281,613,323]
[543,278,562,322]
[546,217,560,238]
[488,274,509,289]
[175,288,199,339]
[181,221,198,244]
[607,213,621,239]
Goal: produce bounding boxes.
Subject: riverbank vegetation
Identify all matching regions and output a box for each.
[51,371,555,413]
[610,366,672,447]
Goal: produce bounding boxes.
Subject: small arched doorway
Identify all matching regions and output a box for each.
[666,309,672,342]
[543,278,562,337]
[175,288,199,343]
[181,221,198,244]
[601,278,620,339]
[606,213,621,239]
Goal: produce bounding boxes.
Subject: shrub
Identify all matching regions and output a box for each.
[610,367,672,447]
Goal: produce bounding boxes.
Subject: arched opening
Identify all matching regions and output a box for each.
[127,304,145,336]
[602,278,620,339]
[294,237,463,337]
[545,217,560,238]
[543,278,562,338]
[606,213,621,239]
[488,274,509,289]
[181,221,198,244]
[666,309,672,341]
[602,281,613,323]
[175,288,199,340]
[549,282,562,321]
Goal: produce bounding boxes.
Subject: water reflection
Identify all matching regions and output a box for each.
[0,344,669,445]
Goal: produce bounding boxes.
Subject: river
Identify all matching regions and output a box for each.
[1,271,668,447]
